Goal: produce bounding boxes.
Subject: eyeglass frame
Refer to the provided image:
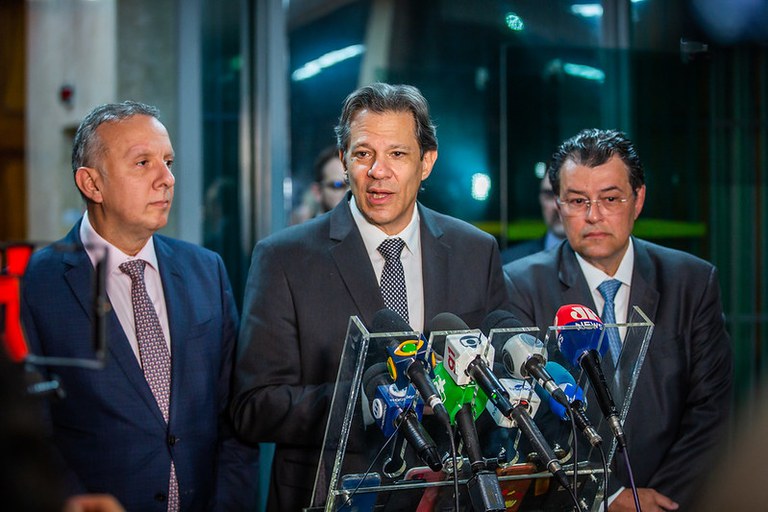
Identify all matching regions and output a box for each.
[555,193,632,216]
[322,179,348,190]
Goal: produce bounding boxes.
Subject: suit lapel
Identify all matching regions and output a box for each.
[329,201,384,327]
[628,238,660,323]
[63,223,167,426]
[419,206,450,323]
[154,236,185,426]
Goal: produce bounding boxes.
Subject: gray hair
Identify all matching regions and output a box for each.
[334,83,438,159]
[71,100,160,177]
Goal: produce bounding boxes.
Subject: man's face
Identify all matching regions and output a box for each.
[83,115,175,249]
[539,177,564,237]
[317,156,348,212]
[558,155,645,275]
[344,109,436,235]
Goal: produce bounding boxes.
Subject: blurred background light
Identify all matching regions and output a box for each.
[471,173,491,201]
[291,44,365,81]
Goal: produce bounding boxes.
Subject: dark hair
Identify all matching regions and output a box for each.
[334,83,438,160]
[71,101,160,177]
[313,145,341,183]
[547,128,644,196]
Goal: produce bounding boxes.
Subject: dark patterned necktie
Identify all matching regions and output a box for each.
[120,260,179,512]
[378,238,409,324]
[598,278,623,362]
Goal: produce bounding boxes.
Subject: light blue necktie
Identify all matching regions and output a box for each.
[598,279,623,362]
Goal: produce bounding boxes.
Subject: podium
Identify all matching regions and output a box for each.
[309,307,653,511]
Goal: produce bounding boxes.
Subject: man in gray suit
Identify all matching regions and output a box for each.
[503,129,732,512]
[231,83,509,511]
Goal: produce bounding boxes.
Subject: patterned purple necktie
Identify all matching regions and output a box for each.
[120,259,179,512]
[378,238,409,324]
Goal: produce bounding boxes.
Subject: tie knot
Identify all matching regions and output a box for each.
[378,238,406,261]
[120,259,147,282]
[598,279,622,303]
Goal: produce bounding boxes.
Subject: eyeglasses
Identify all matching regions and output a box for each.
[323,180,347,190]
[556,195,629,216]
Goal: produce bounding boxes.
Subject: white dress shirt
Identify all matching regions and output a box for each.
[80,212,172,361]
[349,196,425,332]
[575,237,635,342]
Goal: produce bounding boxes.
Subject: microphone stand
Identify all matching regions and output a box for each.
[455,404,505,512]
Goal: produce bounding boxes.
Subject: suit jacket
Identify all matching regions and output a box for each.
[502,238,732,509]
[500,236,546,265]
[21,221,258,512]
[231,198,509,511]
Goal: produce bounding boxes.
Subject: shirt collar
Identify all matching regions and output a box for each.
[349,195,421,258]
[80,211,160,274]
[575,237,635,291]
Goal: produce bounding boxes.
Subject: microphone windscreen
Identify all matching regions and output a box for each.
[362,361,391,401]
[554,304,605,366]
[480,309,523,337]
[371,308,413,334]
[426,312,469,357]
[501,332,543,379]
[428,312,469,331]
[541,361,584,421]
[545,361,575,386]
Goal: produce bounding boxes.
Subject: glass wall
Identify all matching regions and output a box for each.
[203,0,767,408]
[201,0,245,304]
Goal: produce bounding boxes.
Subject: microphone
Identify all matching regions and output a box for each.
[485,376,541,429]
[428,314,574,496]
[539,362,602,447]
[427,315,506,511]
[429,312,514,418]
[371,309,449,427]
[480,310,570,410]
[555,304,627,449]
[509,400,572,491]
[362,362,442,474]
[499,332,571,410]
[479,309,524,333]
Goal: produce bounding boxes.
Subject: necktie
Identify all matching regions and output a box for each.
[598,279,623,363]
[120,260,179,512]
[378,238,409,324]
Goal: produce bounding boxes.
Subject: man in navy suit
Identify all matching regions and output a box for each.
[21,101,257,511]
[503,129,732,511]
[231,83,509,511]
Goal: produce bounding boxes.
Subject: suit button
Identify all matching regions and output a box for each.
[154,492,167,502]
[168,435,178,446]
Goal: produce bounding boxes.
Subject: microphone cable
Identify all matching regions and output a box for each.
[338,397,419,509]
[597,442,609,512]
[620,445,642,512]
[444,418,460,512]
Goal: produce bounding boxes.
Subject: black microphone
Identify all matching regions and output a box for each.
[509,401,572,491]
[370,309,450,428]
[555,304,627,449]
[362,362,442,474]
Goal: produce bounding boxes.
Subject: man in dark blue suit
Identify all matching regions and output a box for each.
[21,101,257,511]
[231,83,509,511]
[503,129,732,511]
